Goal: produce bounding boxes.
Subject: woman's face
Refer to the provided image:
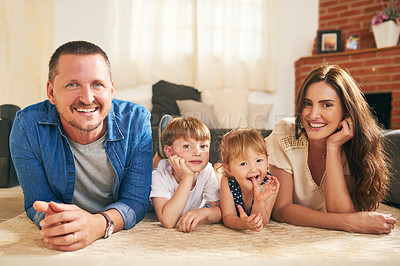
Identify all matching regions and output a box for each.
[301,81,345,141]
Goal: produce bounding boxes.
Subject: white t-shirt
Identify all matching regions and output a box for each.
[150,159,220,214]
[265,117,350,212]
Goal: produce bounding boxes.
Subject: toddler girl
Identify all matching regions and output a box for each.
[219,128,279,231]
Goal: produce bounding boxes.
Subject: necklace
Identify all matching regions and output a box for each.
[309,142,326,159]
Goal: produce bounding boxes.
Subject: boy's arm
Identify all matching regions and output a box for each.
[205,201,222,223]
[152,177,193,229]
[152,156,196,229]
[178,201,221,233]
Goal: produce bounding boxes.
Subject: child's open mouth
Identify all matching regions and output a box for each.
[247,175,259,181]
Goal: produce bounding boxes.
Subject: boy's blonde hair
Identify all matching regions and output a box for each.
[160,116,211,148]
[219,128,267,168]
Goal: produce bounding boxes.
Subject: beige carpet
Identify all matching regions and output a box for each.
[0,205,399,265]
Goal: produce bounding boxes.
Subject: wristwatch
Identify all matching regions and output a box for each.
[99,212,114,238]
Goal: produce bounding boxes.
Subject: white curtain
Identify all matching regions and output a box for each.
[110,0,277,92]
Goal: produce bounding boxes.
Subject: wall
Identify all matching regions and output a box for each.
[295,47,400,129]
[53,0,319,129]
[265,0,319,127]
[0,0,54,109]
[295,0,400,129]
[1,0,319,129]
[313,0,384,54]
[54,0,115,54]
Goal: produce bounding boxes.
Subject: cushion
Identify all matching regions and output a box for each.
[151,80,201,126]
[202,90,249,129]
[247,103,273,129]
[383,130,400,207]
[176,100,221,129]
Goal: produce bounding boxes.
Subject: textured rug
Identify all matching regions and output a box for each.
[0,204,399,265]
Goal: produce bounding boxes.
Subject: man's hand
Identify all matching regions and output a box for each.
[33,201,106,251]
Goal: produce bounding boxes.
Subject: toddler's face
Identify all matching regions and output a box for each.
[226,148,268,192]
[165,137,210,173]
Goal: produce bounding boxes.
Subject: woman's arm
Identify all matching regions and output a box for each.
[324,120,354,213]
[270,165,396,234]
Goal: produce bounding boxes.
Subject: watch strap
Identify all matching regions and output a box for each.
[99,212,114,238]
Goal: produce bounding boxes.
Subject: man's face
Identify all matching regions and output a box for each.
[47,54,114,140]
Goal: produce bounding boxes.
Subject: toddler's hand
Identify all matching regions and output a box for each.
[252,175,280,203]
[237,205,263,232]
[168,155,196,182]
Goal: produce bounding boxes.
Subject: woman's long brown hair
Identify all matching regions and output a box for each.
[294,64,388,211]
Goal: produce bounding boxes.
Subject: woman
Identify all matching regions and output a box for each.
[266,64,396,234]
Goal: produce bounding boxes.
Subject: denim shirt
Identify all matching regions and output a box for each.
[10,99,153,230]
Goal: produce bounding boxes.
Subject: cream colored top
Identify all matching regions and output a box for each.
[265,117,350,212]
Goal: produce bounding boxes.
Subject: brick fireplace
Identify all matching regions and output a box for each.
[295,0,400,129]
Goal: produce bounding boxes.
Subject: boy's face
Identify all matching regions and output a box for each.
[165,137,210,173]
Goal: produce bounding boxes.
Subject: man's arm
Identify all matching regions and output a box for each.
[104,109,153,229]
[9,115,60,227]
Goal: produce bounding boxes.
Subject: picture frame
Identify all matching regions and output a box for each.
[317,30,341,54]
[345,32,361,51]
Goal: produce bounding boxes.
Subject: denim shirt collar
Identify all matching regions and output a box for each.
[38,100,124,142]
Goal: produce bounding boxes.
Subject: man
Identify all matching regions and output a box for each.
[10,41,153,251]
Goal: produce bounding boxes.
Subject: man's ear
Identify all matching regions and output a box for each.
[47,81,56,105]
[164,145,174,158]
[110,81,114,96]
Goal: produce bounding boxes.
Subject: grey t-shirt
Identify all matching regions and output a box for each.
[69,133,115,213]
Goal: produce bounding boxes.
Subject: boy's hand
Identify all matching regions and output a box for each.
[168,155,196,182]
[178,208,207,233]
[237,205,263,232]
[252,175,280,203]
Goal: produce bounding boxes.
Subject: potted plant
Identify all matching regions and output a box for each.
[371,0,400,48]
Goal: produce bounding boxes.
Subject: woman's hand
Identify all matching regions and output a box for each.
[326,118,354,149]
[346,211,397,234]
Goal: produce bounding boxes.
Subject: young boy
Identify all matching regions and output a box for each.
[150,116,221,232]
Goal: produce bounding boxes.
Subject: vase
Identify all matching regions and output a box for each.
[372,20,400,48]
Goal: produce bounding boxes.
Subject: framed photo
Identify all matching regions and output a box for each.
[345,32,360,51]
[317,30,341,54]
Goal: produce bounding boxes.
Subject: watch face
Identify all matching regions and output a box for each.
[109,223,114,235]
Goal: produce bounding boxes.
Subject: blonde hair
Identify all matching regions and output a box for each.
[219,128,267,177]
[160,116,210,148]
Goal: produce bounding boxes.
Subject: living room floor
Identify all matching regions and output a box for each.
[0,186,24,223]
